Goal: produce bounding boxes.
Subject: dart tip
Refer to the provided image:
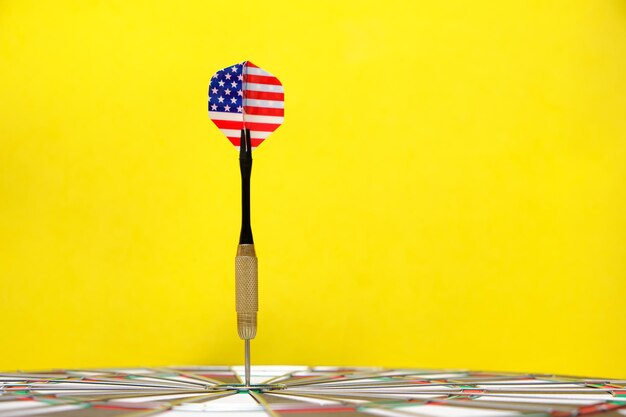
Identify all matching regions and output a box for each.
[244,339,251,387]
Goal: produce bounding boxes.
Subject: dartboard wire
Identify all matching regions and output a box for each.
[277,369,389,386]
[0,381,195,392]
[288,379,613,390]
[158,370,226,386]
[5,390,210,400]
[22,390,222,402]
[259,366,312,385]
[70,376,205,390]
[1,373,201,390]
[257,391,367,416]
[164,389,237,404]
[283,386,621,401]
[67,367,222,388]
[110,368,214,389]
[0,390,240,417]
[273,390,563,417]
[281,370,472,388]
[249,391,282,417]
[437,398,624,415]
[0,395,112,417]
[264,390,425,417]
[280,384,626,412]
[312,372,528,388]
[274,388,473,408]
[160,367,242,386]
[279,369,402,387]
[343,391,563,415]
[362,401,550,417]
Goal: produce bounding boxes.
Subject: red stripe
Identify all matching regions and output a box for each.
[227,137,265,147]
[244,121,281,132]
[211,119,244,130]
[245,90,284,101]
[245,106,284,117]
[244,74,282,85]
[246,61,259,68]
[213,119,279,132]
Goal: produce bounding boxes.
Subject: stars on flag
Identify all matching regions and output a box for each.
[208,62,244,113]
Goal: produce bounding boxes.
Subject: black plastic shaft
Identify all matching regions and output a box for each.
[239,128,254,244]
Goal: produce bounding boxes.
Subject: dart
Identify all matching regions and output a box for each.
[208,61,284,387]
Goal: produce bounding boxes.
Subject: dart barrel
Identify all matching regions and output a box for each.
[235,244,258,339]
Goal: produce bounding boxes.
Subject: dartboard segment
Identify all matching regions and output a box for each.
[0,367,624,417]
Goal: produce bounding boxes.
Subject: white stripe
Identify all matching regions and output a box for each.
[246,66,273,77]
[219,129,271,139]
[244,98,284,108]
[244,82,284,93]
[209,111,284,124]
[208,111,243,121]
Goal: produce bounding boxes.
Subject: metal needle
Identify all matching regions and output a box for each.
[244,339,251,386]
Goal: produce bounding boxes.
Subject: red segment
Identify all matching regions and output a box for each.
[245,90,284,101]
[245,106,284,117]
[246,61,259,68]
[462,389,485,394]
[244,74,282,85]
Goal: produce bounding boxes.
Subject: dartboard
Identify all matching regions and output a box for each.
[1,366,625,417]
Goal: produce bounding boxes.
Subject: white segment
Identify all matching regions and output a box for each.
[112,392,211,403]
[267,392,339,406]
[0,402,49,411]
[365,409,419,417]
[244,82,284,93]
[476,395,596,405]
[220,129,271,139]
[475,393,614,404]
[162,411,262,417]
[244,98,284,108]
[232,366,276,385]
[410,373,468,379]
[173,393,261,411]
[0,405,85,417]
[245,66,273,77]
[396,404,520,417]
[107,369,153,374]
[209,111,283,125]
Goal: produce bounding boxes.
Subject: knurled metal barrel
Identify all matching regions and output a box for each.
[235,244,257,340]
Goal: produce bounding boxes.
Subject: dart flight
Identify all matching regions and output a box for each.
[208,61,284,387]
[209,61,284,149]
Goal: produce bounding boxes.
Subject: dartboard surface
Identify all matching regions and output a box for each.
[1,366,625,417]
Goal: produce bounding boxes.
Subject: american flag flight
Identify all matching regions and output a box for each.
[208,61,284,149]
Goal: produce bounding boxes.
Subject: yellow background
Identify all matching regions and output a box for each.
[1,0,625,377]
